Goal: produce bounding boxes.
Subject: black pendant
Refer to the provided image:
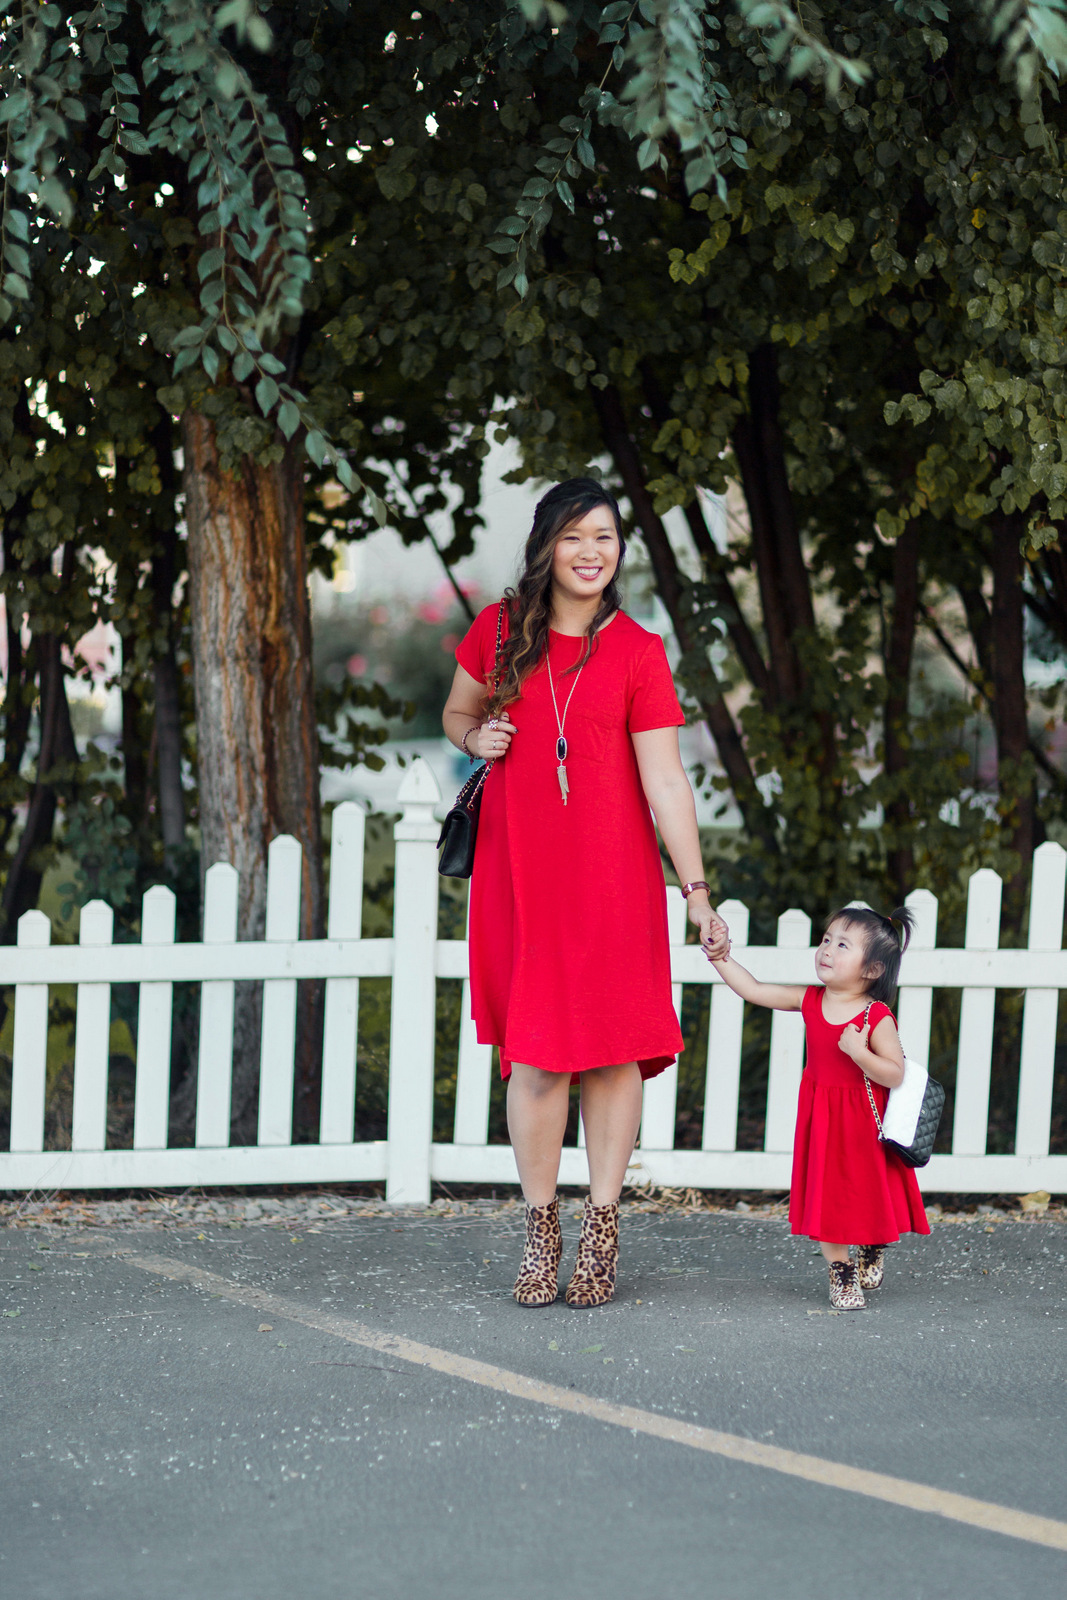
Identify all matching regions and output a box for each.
[556,736,568,762]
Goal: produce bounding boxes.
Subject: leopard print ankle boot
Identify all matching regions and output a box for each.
[854,1245,886,1290]
[513,1198,563,1307]
[565,1199,619,1308]
[828,1259,866,1310]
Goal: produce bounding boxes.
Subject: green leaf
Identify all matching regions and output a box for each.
[247,14,273,51]
[255,375,280,415]
[277,400,300,439]
[305,430,327,467]
[198,247,225,281]
[233,350,255,382]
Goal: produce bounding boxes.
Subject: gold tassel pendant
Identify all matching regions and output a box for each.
[556,764,570,804]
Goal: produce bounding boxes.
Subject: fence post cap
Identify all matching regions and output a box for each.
[777,907,812,946]
[16,908,51,947]
[79,899,114,945]
[397,757,442,807]
[268,832,302,860]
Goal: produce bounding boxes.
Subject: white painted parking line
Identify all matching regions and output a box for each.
[127,1252,1067,1554]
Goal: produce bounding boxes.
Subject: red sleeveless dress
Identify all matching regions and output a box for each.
[790,987,930,1244]
[456,603,684,1080]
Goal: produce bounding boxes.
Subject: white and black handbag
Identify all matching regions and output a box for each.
[860,1002,945,1168]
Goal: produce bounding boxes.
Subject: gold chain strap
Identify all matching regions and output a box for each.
[859,1000,886,1140]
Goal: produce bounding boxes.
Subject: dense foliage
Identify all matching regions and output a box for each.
[1,2,1066,1141]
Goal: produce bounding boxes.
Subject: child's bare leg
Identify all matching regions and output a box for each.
[818,1241,850,1264]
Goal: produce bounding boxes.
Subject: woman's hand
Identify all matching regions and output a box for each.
[687,896,729,958]
[469,715,518,761]
[838,1021,870,1063]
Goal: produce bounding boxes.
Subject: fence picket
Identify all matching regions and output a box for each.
[952,868,1003,1156]
[9,911,52,1153]
[71,900,114,1152]
[196,863,238,1148]
[1016,841,1066,1157]
[703,899,749,1151]
[764,908,811,1152]
[453,890,493,1146]
[387,760,441,1202]
[133,886,176,1150]
[257,836,303,1147]
[320,803,365,1145]
[898,887,938,1065]
[639,891,689,1149]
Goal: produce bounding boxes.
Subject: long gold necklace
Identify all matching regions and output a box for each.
[545,636,588,805]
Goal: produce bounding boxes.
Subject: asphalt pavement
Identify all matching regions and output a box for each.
[3,1202,1066,1600]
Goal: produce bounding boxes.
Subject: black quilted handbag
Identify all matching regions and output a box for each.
[437,601,506,880]
[437,761,491,878]
[860,1002,945,1168]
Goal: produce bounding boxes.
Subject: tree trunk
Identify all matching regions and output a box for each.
[0,522,35,864]
[0,614,79,942]
[182,412,325,1140]
[591,383,778,855]
[731,344,813,705]
[122,672,149,823]
[989,518,1038,934]
[149,422,187,864]
[153,650,185,859]
[884,524,920,901]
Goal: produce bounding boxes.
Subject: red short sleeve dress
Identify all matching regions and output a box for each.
[790,987,930,1245]
[456,603,685,1081]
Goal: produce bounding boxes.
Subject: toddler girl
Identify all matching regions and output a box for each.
[707,906,929,1308]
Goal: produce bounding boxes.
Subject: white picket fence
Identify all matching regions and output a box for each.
[2,757,1066,1200]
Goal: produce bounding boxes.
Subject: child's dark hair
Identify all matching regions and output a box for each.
[824,906,915,1005]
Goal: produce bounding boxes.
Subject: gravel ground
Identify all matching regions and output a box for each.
[1,1184,1062,1233]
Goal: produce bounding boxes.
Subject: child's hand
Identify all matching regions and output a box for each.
[702,927,731,962]
[693,906,730,961]
[838,1021,870,1062]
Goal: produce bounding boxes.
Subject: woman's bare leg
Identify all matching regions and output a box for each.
[818,1241,850,1264]
[579,1061,643,1205]
[507,1062,572,1206]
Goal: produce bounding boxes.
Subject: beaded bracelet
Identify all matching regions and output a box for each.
[461,724,479,761]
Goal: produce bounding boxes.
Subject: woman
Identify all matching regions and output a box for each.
[442,479,725,1307]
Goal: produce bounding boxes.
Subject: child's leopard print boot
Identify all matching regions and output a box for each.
[828,1259,866,1310]
[854,1246,886,1291]
[513,1198,563,1307]
[565,1199,619,1308]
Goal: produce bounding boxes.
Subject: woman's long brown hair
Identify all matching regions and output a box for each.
[486,478,626,717]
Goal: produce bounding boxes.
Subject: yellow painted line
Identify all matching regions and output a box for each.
[127,1252,1067,1553]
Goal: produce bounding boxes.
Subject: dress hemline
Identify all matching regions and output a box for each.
[492,1046,676,1082]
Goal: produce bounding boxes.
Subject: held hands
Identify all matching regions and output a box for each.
[838,1021,871,1063]
[469,715,518,761]
[688,896,730,960]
